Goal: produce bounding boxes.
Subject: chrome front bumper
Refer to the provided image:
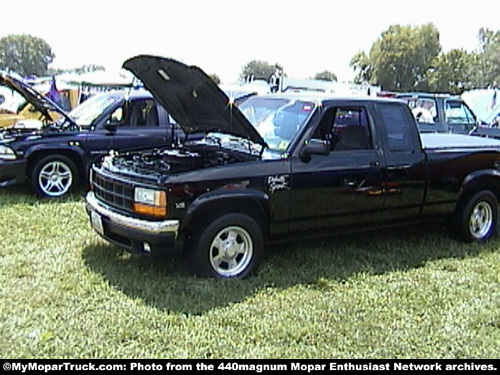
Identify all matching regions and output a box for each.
[85,191,180,237]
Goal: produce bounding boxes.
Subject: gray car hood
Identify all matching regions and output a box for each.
[123,55,266,147]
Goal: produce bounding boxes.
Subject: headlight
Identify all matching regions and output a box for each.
[0,145,17,160]
[133,187,167,217]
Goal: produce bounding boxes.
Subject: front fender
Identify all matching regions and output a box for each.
[182,187,271,231]
[24,143,87,162]
[23,144,88,181]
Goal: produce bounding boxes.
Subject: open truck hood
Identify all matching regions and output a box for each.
[123,55,266,147]
[0,73,71,124]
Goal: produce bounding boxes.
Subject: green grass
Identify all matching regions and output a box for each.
[1,185,499,358]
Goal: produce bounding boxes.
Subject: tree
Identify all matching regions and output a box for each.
[0,34,55,76]
[474,28,500,87]
[240,60,282,81]
[314,70,337,82]
[350,51,373,84]
[426,49,477,94]
[350,24,441,91]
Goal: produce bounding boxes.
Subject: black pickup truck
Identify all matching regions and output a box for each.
[86,55,500,279]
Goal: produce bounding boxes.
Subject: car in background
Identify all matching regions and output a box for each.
[462,89,500,127]
[0,88,184,197]
[461,89,500,140]
[396,93,478,134]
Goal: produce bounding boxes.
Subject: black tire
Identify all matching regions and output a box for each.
[454,190,498,242]
[30,155,79,198]
[185,213,265,279]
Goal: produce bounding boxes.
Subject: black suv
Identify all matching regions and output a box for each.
[0,77,181,197]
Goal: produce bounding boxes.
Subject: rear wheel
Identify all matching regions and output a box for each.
[186,213,265,279]
[31,155,78,198]
[454,190,498,242]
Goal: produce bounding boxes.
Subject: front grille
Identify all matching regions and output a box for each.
[92,169,134,213]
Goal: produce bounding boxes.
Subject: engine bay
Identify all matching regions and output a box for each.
[109,142,259,179]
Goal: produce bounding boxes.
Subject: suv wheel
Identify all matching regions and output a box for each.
[31,155,78,198]
[186,213,265,279]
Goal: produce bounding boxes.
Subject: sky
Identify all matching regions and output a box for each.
[1,0,499,84]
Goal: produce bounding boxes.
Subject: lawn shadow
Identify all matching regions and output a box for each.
[82,222,499,315]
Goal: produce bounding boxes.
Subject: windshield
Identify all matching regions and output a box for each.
[445,100,476,126]
[238,96,316,151]
[66,92,122,127]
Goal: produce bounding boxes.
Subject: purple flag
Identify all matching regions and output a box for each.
[48,76,61,104]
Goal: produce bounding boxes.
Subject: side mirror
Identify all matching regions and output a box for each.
[104,107,122,133]
[300,139,330,162]
[0,94,5,105]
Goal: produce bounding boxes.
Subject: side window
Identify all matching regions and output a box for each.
[378,103,414,152]
[313,106,372,151]
[109,107,123,124]
[168,114,177,126]
[403,98,437,124]
[122,99,158,127]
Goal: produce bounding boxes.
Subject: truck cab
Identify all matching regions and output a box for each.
[396,93,478,134]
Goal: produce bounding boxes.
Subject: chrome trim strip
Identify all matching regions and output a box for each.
[86,191,179,237]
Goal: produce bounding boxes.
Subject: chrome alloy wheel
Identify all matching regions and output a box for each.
[469,201,493,239]
[38,161,73,197]
[209,226,254,277]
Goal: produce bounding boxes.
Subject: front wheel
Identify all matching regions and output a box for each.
[186,213,265,279]
[454,190,499,242]
[31,155,78,198]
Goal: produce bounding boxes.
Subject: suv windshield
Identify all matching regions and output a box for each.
[238,96,316,151]
[66,92,123,127]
